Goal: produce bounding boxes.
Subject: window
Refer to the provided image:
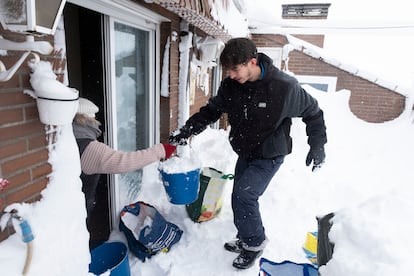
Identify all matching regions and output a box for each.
[282,4,331,18]
[296,75,337,93]
[257,47,282,69]
[112,21,152,203]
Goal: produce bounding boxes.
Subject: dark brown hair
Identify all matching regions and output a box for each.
[219,37,258,68]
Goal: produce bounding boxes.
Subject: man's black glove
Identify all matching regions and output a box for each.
[168,126,191,146]
[306,146,325,172]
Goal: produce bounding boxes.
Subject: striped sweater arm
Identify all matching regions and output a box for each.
[80,141,165,175]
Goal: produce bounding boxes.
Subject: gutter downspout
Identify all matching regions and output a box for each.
[177,20,193,127]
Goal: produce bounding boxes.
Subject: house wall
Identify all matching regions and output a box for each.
[288,52,405,122]
[139,0,212,142]
[159,19,180,143]
[292,34,325,48]
[189,29,214,118]
[0,1,216,242]
[252,34,406,123]
[0,27,66,240]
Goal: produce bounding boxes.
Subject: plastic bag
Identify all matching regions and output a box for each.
[259,258,318,276]
[186,167,233,222]
[119,201,183,261]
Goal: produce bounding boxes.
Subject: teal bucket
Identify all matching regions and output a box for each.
[160,168,201,204]
[89,242,130,276]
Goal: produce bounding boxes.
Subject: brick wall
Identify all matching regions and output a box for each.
[150,1,213,142]
[0,27,67,241]
[0,1,220,242]
[0,35,46,240]
[292,34,325,48]
[154,7,182,143]
[253,34,287,48]
[159,21,178,143]
[189,29,212,119]
[288,51,405,122]
[252,34,405,123]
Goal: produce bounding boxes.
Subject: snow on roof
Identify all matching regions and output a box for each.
[279,0,331,4]
[285,34,411,97]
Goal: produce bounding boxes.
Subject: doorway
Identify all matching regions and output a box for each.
[63,3,110,249]
[63,1,161,249]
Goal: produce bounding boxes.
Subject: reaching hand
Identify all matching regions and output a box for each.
[306,147,325,172]
[162,144,177,159]
[168,126,191,146]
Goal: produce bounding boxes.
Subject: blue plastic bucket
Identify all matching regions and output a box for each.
[160,168,201,204]
[89,242,130,276]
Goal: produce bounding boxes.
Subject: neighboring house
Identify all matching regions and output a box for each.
[252,33,407,123]
[250,2,408,123]
[0,0,240,242]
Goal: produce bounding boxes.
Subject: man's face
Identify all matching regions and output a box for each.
[226,58,258,84]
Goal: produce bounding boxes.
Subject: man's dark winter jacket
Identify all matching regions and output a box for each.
[184,53,327,160]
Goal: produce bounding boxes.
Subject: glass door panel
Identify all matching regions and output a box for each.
[114,22,150,206]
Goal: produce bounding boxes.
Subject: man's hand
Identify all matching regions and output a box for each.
[306,147,325,172]
[168,126,191,146]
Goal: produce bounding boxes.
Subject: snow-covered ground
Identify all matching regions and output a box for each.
[1,84,414,276]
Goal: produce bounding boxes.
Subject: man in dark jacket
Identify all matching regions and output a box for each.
[169,38,327,269]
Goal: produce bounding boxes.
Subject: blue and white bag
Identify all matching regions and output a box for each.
[119,201,183,261]
[259,258,318,276]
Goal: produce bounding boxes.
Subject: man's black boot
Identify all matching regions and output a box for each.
[224,238,243,253]
[232,249,263,269]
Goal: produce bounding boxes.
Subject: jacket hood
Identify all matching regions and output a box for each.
[257,53,277,82]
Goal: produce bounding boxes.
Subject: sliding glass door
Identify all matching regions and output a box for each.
[109,18,157,216]
[114,22,149,199]
[67,0,162,230]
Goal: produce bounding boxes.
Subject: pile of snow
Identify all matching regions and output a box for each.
[1,86,414,276]
[159,154,201,174]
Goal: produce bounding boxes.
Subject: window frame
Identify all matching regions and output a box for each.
[296,75,337,93]
[257,47,283,69]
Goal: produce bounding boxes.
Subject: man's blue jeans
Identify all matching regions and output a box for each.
[231,156,284,248]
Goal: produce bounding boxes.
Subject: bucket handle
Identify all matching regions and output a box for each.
[221,174,234,180]
[206,167,234,180]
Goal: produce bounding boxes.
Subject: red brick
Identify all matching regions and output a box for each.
[25,104,40,121]
[32,163,52,179]
[2,171,30,190]
[0,108,24,124]
[28,134,48,150]
[0,197,5,211]
[5,178,48,204]
[0,74,20,90]
[27,194,43,204]
[21,73,31,88]
[0,140,26,159]
[2,149,49,175]
[0,91,34,107]
[0,121,44,141]
[0,225,13,241]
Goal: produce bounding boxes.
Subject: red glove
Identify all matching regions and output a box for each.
[162,144,177,159]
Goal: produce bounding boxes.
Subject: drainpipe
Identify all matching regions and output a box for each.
[177,20,193,128]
